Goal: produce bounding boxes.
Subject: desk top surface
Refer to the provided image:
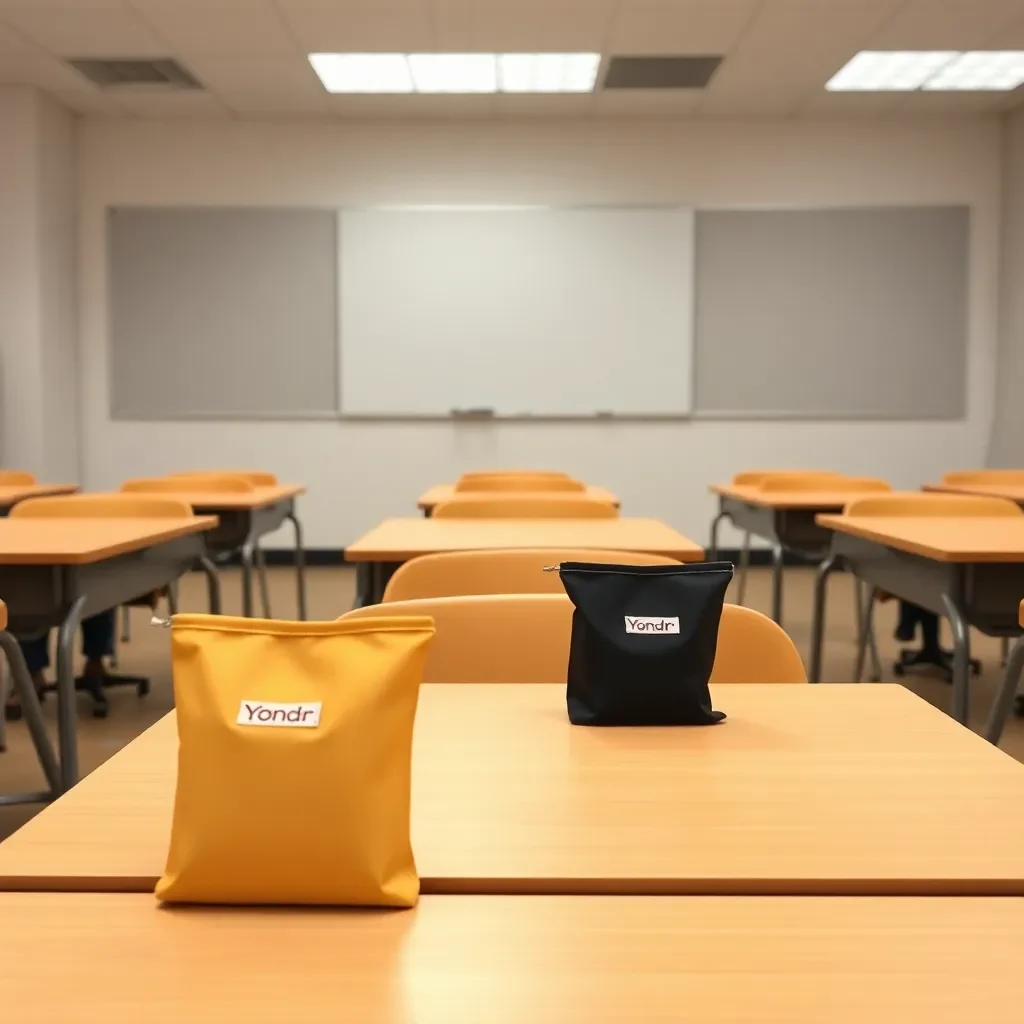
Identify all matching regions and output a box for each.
[924,481,1024,504]
[816,514,1024,562]
[711,483,883,510]
[0,483,78,509]
[346,517,704,562]
[418,484,620,509]
[122,484,305,511]
[4,683,1024,895]
[0,516,218,565]
[2,892,1021,1023]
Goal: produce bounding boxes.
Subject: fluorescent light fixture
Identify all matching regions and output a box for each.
[498,53,600,93]
[826,51,957,91]
[308,53,411,93]
[310,52,600,94]
[924,51,1024,91]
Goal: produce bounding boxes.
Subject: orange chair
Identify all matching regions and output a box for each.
[942,470,1024,486]
[757,476,891,493]
[433,497,617,519]
[10,493,204,717]
[459,470,570,482]
[732,470,844,486]
[121,476,254,494]
[383,549,680,601]
[0,470,37,486]
[455,475,586,493]
[342,595,806,684]
[170,470,278,486]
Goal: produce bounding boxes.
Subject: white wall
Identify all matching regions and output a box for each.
[0,87,79,482]
[78,117,1001,550]
[990,107,1024,467]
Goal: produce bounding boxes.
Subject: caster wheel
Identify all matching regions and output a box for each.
[893,662,905,677]
[92,703,109,719]
[137,679,150,697]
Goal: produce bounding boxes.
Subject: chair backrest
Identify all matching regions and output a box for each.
[732,470,844,486]
[383,548,681,601]
[10,493,194,518]
[341,596,806,684]
[942,469,1024,486]
[844,493,1024,517]
[459,470,570,482]
[433,496,618,519]
[455,475,586,493]
[122,476,254,494]
[757,475,891,493]
[0,470,37,486]
[171,470,278,485]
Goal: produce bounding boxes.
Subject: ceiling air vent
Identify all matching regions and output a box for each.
[603,55,723,89]
[67,58,201,89]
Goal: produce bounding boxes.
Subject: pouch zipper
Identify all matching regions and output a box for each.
[544,561,733,576]
[151,615,172,628]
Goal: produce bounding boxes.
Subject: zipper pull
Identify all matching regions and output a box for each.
[150,615,172,628]
[542,564,560,572]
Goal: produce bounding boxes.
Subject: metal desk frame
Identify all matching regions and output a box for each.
[810,531,1024,725]
[0,535,219,794]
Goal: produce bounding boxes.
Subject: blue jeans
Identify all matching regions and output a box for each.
[18,610,117,674]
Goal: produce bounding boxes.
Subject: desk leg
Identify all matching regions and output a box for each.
[255,545,272,618]
[708,509,728,562]
[736,533,752,606]
[240,536,256,618]
[986,636,1024,744]
[770,540,784,625]
[55,594,87,791]
[941,588,972,726]
[0,631,59,798]
[199,555,221,614]
[810,554,838,683]
[853,585,878,682]
[286,509,308,621]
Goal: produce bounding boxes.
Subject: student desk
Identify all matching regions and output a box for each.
[708,482,873,626]
[137,484,307,619]
[810,515,1024,724]
[347,517,703,605]
[924,480,1024,506]
[0,483,78,513]
[417,484,621,516]
[1,893,1020,1023]
[0,516,217,792]
[5,683,1024,896]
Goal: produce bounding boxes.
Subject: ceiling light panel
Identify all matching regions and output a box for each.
[498,53,600,93]
[923,51,1024,91]
[310,53,600,94]
[309,53,411,93]
[826,51,957,91]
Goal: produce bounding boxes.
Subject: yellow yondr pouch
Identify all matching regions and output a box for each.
[155,614,434,907]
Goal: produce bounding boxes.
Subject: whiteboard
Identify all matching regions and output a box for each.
[338,207,694,417]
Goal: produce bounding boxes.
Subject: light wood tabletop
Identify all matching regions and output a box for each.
[0,516,219,565]
[0,482,78,510]
[1,893,1021,1023]
[711,482,881,510]
[925,480,1024,504]
[418,483,620,510]
[346,517,703,562]
[121,484,304,512]
[5,683,1024,895]
[816,514,1024,563]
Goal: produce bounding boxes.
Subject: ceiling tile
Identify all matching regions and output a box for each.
[279,1,435,51]
[799,90,901,115]
[220,89,332,114]
[49,87,126,113]
[2,4,172,57]
[183,53,320,92]
[0,52,99,90]
[432,0,615,51]
[893,89,1018,113]
[985,12,1024,48]
[0,20,38,53]
[605,0,759,55]
[867,0,1024,50]
[493,93,596,116]
[130,0,298,55]
[327,92,495,117]
[116,88,231,115]
[594,88,703,114]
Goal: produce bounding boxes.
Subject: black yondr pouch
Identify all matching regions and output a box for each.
[555,561,734,726]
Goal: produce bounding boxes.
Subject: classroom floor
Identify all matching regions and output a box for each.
[1,564,1021,841]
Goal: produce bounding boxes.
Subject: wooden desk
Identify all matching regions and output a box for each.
[925,480,1024,505]
[123,484,307,619]
[811,515,1024,723]
[2,893,1021,1023]
[709,482,878,625]
[347,517,703,604]
[0,516,217,791]
[6,683,1024,895]
[418,484,620,516]
[0,482,78,512]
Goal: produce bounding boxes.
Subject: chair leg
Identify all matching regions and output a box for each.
[986,636,1024,744]
[256,545,272,619]
[121,605,131,643]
